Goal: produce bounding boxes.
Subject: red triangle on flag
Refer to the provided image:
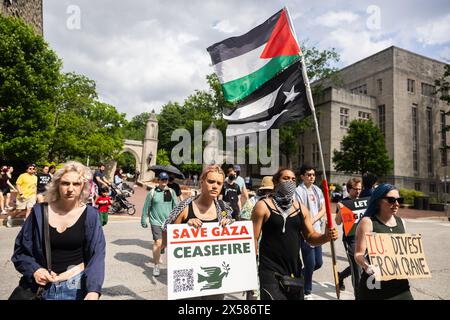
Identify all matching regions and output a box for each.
[340,206,357,236]
[260,9,301,59]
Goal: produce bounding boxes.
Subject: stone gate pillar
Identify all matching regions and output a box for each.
[141,110,158,182]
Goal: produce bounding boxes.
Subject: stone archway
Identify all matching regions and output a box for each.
[109,111,159,182]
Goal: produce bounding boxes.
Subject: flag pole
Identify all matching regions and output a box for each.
[300,53,340,300]
[284,6,340,300]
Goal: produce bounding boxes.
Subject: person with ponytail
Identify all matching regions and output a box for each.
[355,183,413,300]
[252,168,337,300]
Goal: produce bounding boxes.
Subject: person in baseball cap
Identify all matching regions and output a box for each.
[141,170,177,277]
[158,172,169,180]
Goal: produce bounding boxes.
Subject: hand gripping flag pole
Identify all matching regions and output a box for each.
[285,6,340,299]
[300,53,340,299]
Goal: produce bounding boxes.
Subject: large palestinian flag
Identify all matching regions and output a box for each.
[224,60,311,136]
[207,8,302,103]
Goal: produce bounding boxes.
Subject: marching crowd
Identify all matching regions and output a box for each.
[5,160,413,301]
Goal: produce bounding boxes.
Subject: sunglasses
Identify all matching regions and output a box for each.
[383,197,404,204]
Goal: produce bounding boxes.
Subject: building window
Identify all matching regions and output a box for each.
[407,79,415,93]
[444,182,450,194]
[441,111,448,166]
[414,183,421,191]
[426,108,433,176]
[421,83,436,97]
[378,105,386,137]
[298,145,305,167]
[351,84,367,95]
[412,105,419,174]
[358,111,371,120]
[312,143,320,167]
[429,183,436,193]
[340,107,349,128]
[377,79,382,93]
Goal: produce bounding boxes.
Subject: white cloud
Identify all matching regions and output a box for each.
[416,14,450,46]
[438,47,450,61]
[213,20,238,34]
[314,10,359,28]
[42,0,448,119]
[322,29,393,65]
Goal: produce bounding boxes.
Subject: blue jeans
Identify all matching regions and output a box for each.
[300,239,323,295]
[42,271,86,300]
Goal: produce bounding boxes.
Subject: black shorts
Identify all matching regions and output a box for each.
[151,225,163,241]
[1,187,10,196]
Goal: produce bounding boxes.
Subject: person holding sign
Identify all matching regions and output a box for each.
[335,178,362,297]
[354,183,413,300]
[252,168,338,300]
[162,164,233,299]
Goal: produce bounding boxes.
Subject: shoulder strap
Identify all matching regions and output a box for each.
[41,203,52,273]
[218,199,225,211]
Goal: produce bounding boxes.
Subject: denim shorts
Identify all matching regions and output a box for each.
[42,271,86,300]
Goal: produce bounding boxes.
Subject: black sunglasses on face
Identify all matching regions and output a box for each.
[383,197,404,204]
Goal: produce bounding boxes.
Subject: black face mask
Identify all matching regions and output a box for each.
[228,174,236,181]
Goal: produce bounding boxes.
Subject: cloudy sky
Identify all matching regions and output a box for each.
[43,0,450,119]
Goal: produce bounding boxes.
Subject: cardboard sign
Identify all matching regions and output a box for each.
[167,221,259,300]
[365,233,432,281]
[340,197,369,236]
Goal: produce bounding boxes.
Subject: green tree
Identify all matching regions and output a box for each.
[122,112,151,141]
[48,72,126,164]
[435,63,450,155]
[116,152,136,174]
[0,16,62,169]
[332,119,393,176]
[156,149,171,165]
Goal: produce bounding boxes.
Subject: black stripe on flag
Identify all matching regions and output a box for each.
[225,61,311,125]
[207,9,283,65]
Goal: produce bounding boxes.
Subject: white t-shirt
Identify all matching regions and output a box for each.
[295,183,324,233]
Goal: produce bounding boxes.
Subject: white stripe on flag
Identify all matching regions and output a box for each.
[213,44,270,84]
[223,85,282,121]
[226,110,288,137]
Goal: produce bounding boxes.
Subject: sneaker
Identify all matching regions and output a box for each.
[338,272,346,291]
[6,216,13,228]
[153,265,160,277]
[304,294,314,300]
[1,210,7,215]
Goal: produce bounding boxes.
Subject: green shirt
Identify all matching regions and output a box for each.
[141,187,177,226]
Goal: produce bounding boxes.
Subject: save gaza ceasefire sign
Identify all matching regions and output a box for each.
[167,221,259,300]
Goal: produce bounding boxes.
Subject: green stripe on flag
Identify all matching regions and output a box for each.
[221,55,300,103]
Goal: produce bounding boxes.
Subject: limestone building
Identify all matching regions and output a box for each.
[293,46,449,196]
[0,0,43,35]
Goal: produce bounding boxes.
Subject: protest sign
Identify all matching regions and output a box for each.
[365,233,431,281]
[340,197,369,236]
[167,221,258,300]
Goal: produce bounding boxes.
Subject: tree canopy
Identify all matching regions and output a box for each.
[0,16,126,170]
[0,16,61,169]
[332,119,393,176]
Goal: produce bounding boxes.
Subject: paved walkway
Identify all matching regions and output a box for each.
[1,185,449,300]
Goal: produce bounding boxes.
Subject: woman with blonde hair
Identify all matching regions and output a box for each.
[11,161,105,300]
[162,164,233,300]
[162,164,233,229]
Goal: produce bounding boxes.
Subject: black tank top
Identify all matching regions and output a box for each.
[258,199,304,280]
[50,208,87,274]
[182,201,219,223]
[358,215,410,300]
